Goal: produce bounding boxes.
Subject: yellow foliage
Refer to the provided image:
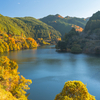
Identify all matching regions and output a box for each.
[0,35,37,53]
[0,84,18,100]
[54,81,95,100]
[26,37,37,48]
[57,38,61,41]
[0,56,32,100]
[0,39,9,52]
[37,38,43,40]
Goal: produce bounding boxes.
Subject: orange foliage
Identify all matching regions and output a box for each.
[76,26,80,28]
[0,36,3,39]
[58,15,63,18]
[57,38,61,41]
[71,25,83,32]
[26,37,34,41]
[8,37,15,44]
[8,34,12,37]
[76,28,83,32]
[21,33,23,37]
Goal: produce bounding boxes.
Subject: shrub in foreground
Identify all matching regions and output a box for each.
[54,81,95,100]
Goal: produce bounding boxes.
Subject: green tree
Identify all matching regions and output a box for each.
[56,41,67,51]
[71,44,82,53]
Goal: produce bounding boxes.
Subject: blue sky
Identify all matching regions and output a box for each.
[0,0,100,19]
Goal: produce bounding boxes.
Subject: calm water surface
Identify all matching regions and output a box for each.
[0,45,100,100]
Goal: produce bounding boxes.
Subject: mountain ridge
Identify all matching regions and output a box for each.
[0,14,61,41]
[40,14,89,37]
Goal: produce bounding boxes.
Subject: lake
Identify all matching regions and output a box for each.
[0,45,100,100]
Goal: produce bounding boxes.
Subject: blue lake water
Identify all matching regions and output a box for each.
[0,45,100,100]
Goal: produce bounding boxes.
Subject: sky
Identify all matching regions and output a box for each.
[0,0,100,19]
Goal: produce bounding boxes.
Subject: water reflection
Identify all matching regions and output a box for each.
[44,59,61,64]
[85,57,100,66]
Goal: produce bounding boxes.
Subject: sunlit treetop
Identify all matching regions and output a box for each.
[54,80,96,100]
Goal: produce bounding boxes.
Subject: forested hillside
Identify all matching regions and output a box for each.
[0,14,61,40]
[0,32,37,53]
[84,11,100,40]
[56,11,100,54]
[40,14,88,37]
[0,14,62,53]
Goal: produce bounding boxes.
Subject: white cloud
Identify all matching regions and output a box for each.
[18,3,20,4]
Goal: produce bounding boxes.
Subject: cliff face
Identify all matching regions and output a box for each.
[56,11,100,54]
[81,11,100,54]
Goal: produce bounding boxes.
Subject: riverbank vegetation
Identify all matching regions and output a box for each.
[0,31,37,53]
[0,56,32,100]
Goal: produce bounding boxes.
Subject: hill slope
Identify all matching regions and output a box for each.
[84,11,100,40]
[56,11,100,54]
[0,14,61,40]
[40,14,88,37]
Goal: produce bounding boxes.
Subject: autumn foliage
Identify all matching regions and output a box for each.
[54,81,95,100]
[26,37,37,48]
[72,24,83,32]
[57,15,63,18]
[0,56,32,100]
[0,32,37,53]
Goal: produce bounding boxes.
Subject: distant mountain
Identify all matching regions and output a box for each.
[40,14,88,37]
[0,14,61,40]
